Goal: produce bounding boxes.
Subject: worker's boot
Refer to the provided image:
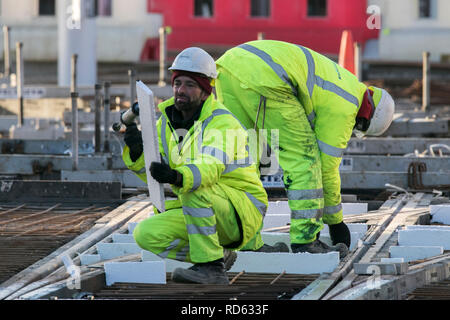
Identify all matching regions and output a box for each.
[171,260,229,285]
[291,239,349,259]
[223,249,237,271]
[254,242,290,253]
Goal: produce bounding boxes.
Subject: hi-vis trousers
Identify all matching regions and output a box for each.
[133,183,243,263]
[216,69,325,244]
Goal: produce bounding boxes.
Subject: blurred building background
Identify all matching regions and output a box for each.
[0,0,448,63]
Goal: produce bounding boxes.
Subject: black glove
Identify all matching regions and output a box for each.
[329,221,351,248]
[124,123,143,162]
[150,162,183,186]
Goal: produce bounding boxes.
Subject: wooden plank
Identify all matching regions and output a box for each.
[136,80,165,213]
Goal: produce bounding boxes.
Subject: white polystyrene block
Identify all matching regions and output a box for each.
[261,232,290,249]
[80,254,101,265]
[389,246,444,262]
[266,201,290,215]
[229,251,339,274]
[141,250,193,272]
[128,222,139,234]
[381,257,405,263]
[430,205,450,225]
[96,242,142,260]
[262,214,290,229]
[405,225,450,231]
[342,203,368,215]
[104,261,166,286]
[321,223,368,235]
[398,230,450,250]
[112,233,136,243]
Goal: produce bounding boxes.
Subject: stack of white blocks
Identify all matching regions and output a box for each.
[84,200,373,286]
[384,205,450,263]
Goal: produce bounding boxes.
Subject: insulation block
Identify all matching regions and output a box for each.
[389,246,444,262]
[228,251,339,274]
[80,254,101,265]
[104,261,166,286]
[112,233,135,243]
[141,250,193,272]
[96,242,141,260]
[430,205,450,225]
[398,229,450,250]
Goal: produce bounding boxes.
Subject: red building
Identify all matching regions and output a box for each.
[143,0,378,60]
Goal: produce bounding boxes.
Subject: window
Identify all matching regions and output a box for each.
[39,0,55,16]
[307,0,327,17]
[194,0,213,18]
[419,0,436,18]
[95,0,112,17]
[251,0,270,17]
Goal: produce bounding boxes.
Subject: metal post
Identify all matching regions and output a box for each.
[422,51,430,111]
[354,42,362,81]
[128,69,136,105]
[71,54,78,93]
[257,32,265,40]
[103,81,111,153]
[3,26,11,78]
[16,42,24,127]
[158,27,167,87]
[94,84,102,153]
[71,92,79,171]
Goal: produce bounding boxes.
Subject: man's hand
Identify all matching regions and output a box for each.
[124,123,143,162]
[150,162,183,186]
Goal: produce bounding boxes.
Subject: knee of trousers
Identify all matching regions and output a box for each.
[133,209,185,252]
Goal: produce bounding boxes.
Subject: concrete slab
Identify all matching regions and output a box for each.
[112,233,135,243]
[430,205,450,225]
[141,250,193,272]
[80,254,101,265]
[228,251,339,274]
[398,229,450,250]
[104,261,166,286]
[96,242,142,260]
[389,246,444,262]
[263,214,290,229]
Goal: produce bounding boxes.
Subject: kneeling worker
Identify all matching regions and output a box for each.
[122,47,268,284]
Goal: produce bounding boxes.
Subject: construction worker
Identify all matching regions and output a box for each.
[215,40,395,256]
[122,47,269,284]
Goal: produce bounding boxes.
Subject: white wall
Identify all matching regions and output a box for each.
[368,0,450,62]
[0,0,162,61]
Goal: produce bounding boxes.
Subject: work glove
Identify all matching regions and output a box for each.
[329,221,351,248]
[150,162,183,187]
[124,123,143,162]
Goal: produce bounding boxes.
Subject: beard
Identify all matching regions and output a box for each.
[174,93,202,113]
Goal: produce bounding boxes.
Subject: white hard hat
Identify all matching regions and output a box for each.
[168,47,217,79]
[354,87,395,138]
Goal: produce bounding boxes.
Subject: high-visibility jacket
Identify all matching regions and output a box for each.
[123,94,268,250]
[216,40,372,225]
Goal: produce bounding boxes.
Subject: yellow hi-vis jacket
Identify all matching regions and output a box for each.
[123,94,268,249]
[216,40,378,225]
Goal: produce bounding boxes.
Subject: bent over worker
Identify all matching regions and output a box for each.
[122,47,268,284]
[215,40,395,255]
